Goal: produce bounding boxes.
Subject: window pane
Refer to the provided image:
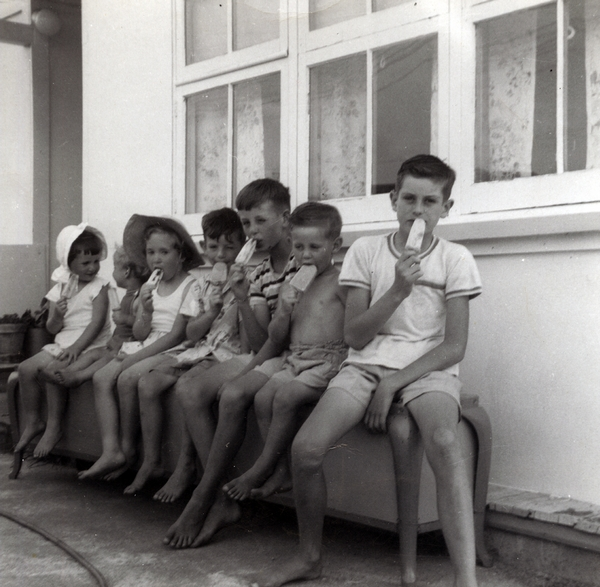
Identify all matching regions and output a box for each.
[373,0,412,12]
[372,36,437,194]
[309,0,365,31]
[309,55,367,200]
[567,0,600,171]
[186,87,228,213]
[233,74,281,195]
[475,4,557,182]
[234,0,279,50]
[185,0,227,64]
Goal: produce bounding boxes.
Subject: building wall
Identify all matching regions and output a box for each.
[80,2,600,505]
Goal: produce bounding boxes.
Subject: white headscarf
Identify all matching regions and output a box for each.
[51,223,108,284]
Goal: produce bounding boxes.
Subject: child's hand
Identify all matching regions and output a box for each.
[58,345,80,365]
[207,287,224,314]
[278,282,299,314]
[56,297,69,317]
[392,251,423,297]
[229,263,250,301]
[139,283,155,312]
[112,309,126,325]
[364,378,398,433]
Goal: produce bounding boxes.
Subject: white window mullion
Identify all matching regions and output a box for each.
[227,84,234,205]
[556,0,566,174]
[366,48,374,198]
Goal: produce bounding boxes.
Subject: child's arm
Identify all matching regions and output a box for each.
[120,313,189,372]
[267,282,298,345]
[185,287,223,343]
[344,250,422,350]
[364,295,470,432]
[46,299,68,335]
[229,263,271,352]
[58,286,110,364]
[132,283,155,341]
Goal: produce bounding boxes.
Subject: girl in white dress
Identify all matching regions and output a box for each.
[14,223,110,459]
[78,215,203,482]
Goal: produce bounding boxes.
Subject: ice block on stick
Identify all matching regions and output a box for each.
[210,262,228,286]
[235,239,256,265]
[406,218,426,252]
[290,265,318,293]
[147,268,163,289]
[62,274,79,299]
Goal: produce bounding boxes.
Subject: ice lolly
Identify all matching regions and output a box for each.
[290,265,318,293]
[62,274,79,299]
[406,218,426,252]
[147,268,163,289]
[108,287,120,308]
[210,262,228,286]
[235,239,256,265]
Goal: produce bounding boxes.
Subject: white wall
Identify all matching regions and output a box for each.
[80,3,600,506]
[81,0,174,277]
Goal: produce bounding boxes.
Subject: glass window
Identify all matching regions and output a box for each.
[185,0,227,64]
[234,0,279,50]
[309,0,365,31]
[475,0,600,182]
[185,73,280,213]
[309,55,367,200]
[373,35,437,193]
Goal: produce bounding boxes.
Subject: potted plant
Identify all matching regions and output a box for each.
[0,311,32,363]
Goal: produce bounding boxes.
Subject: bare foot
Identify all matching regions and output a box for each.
[163,495,212,549]
[39,366,61,384]
[14,421,46,453]
[78,450,127,480]
[33,426,62,458]
[124,463,164,495]
[154,463,196,503]
[223,471,258,501]
[252,554,321,587]
[191,493,241,547]
[55,370,85,388]
[250,461,292,500]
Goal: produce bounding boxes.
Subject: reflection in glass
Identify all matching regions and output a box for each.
[185,0,227,64]
[373,36,437,194]
[309,55,367,200]
[234,0,279,50]
[186,87,228,213]
[309,0,365,31]
[233,74,281,195]
[373,0,413,12]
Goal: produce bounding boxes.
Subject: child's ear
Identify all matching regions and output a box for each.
[441,198,454,218]
[332,236,343,254]
[389,190,398,210]
[124,267,131,278]
[281,210,290,226]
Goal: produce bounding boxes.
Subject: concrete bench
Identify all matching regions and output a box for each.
[6,371,492,569]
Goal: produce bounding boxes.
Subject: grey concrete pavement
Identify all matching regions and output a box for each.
[0,453,567,587]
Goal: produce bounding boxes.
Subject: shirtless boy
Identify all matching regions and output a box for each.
[223,202,347,502]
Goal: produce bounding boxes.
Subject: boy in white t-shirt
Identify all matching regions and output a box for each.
[260,155,482,587]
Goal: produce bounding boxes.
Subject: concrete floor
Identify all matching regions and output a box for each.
[0,452,565,587]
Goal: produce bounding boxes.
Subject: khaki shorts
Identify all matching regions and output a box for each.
[256,341,348,391]
[326,362,462,412]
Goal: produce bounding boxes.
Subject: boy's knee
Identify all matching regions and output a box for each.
[219,383,250,411]
[272,391,297,414]
[429,426,459,458]
[291,433,325,472]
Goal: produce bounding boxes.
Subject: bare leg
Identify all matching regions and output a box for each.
[407,393,478,587]
[388,406,424,586]
[124,370,178,494]
[253,387,366,587]
[154,426,198,503]
[225,380,322,501]
[33,380,68,457]
[164,368,268,548]
[78,359,126,479]
[57,352,113,388]
[14,352,55,453]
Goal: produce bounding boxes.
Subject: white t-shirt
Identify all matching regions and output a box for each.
[339,233,482,374]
